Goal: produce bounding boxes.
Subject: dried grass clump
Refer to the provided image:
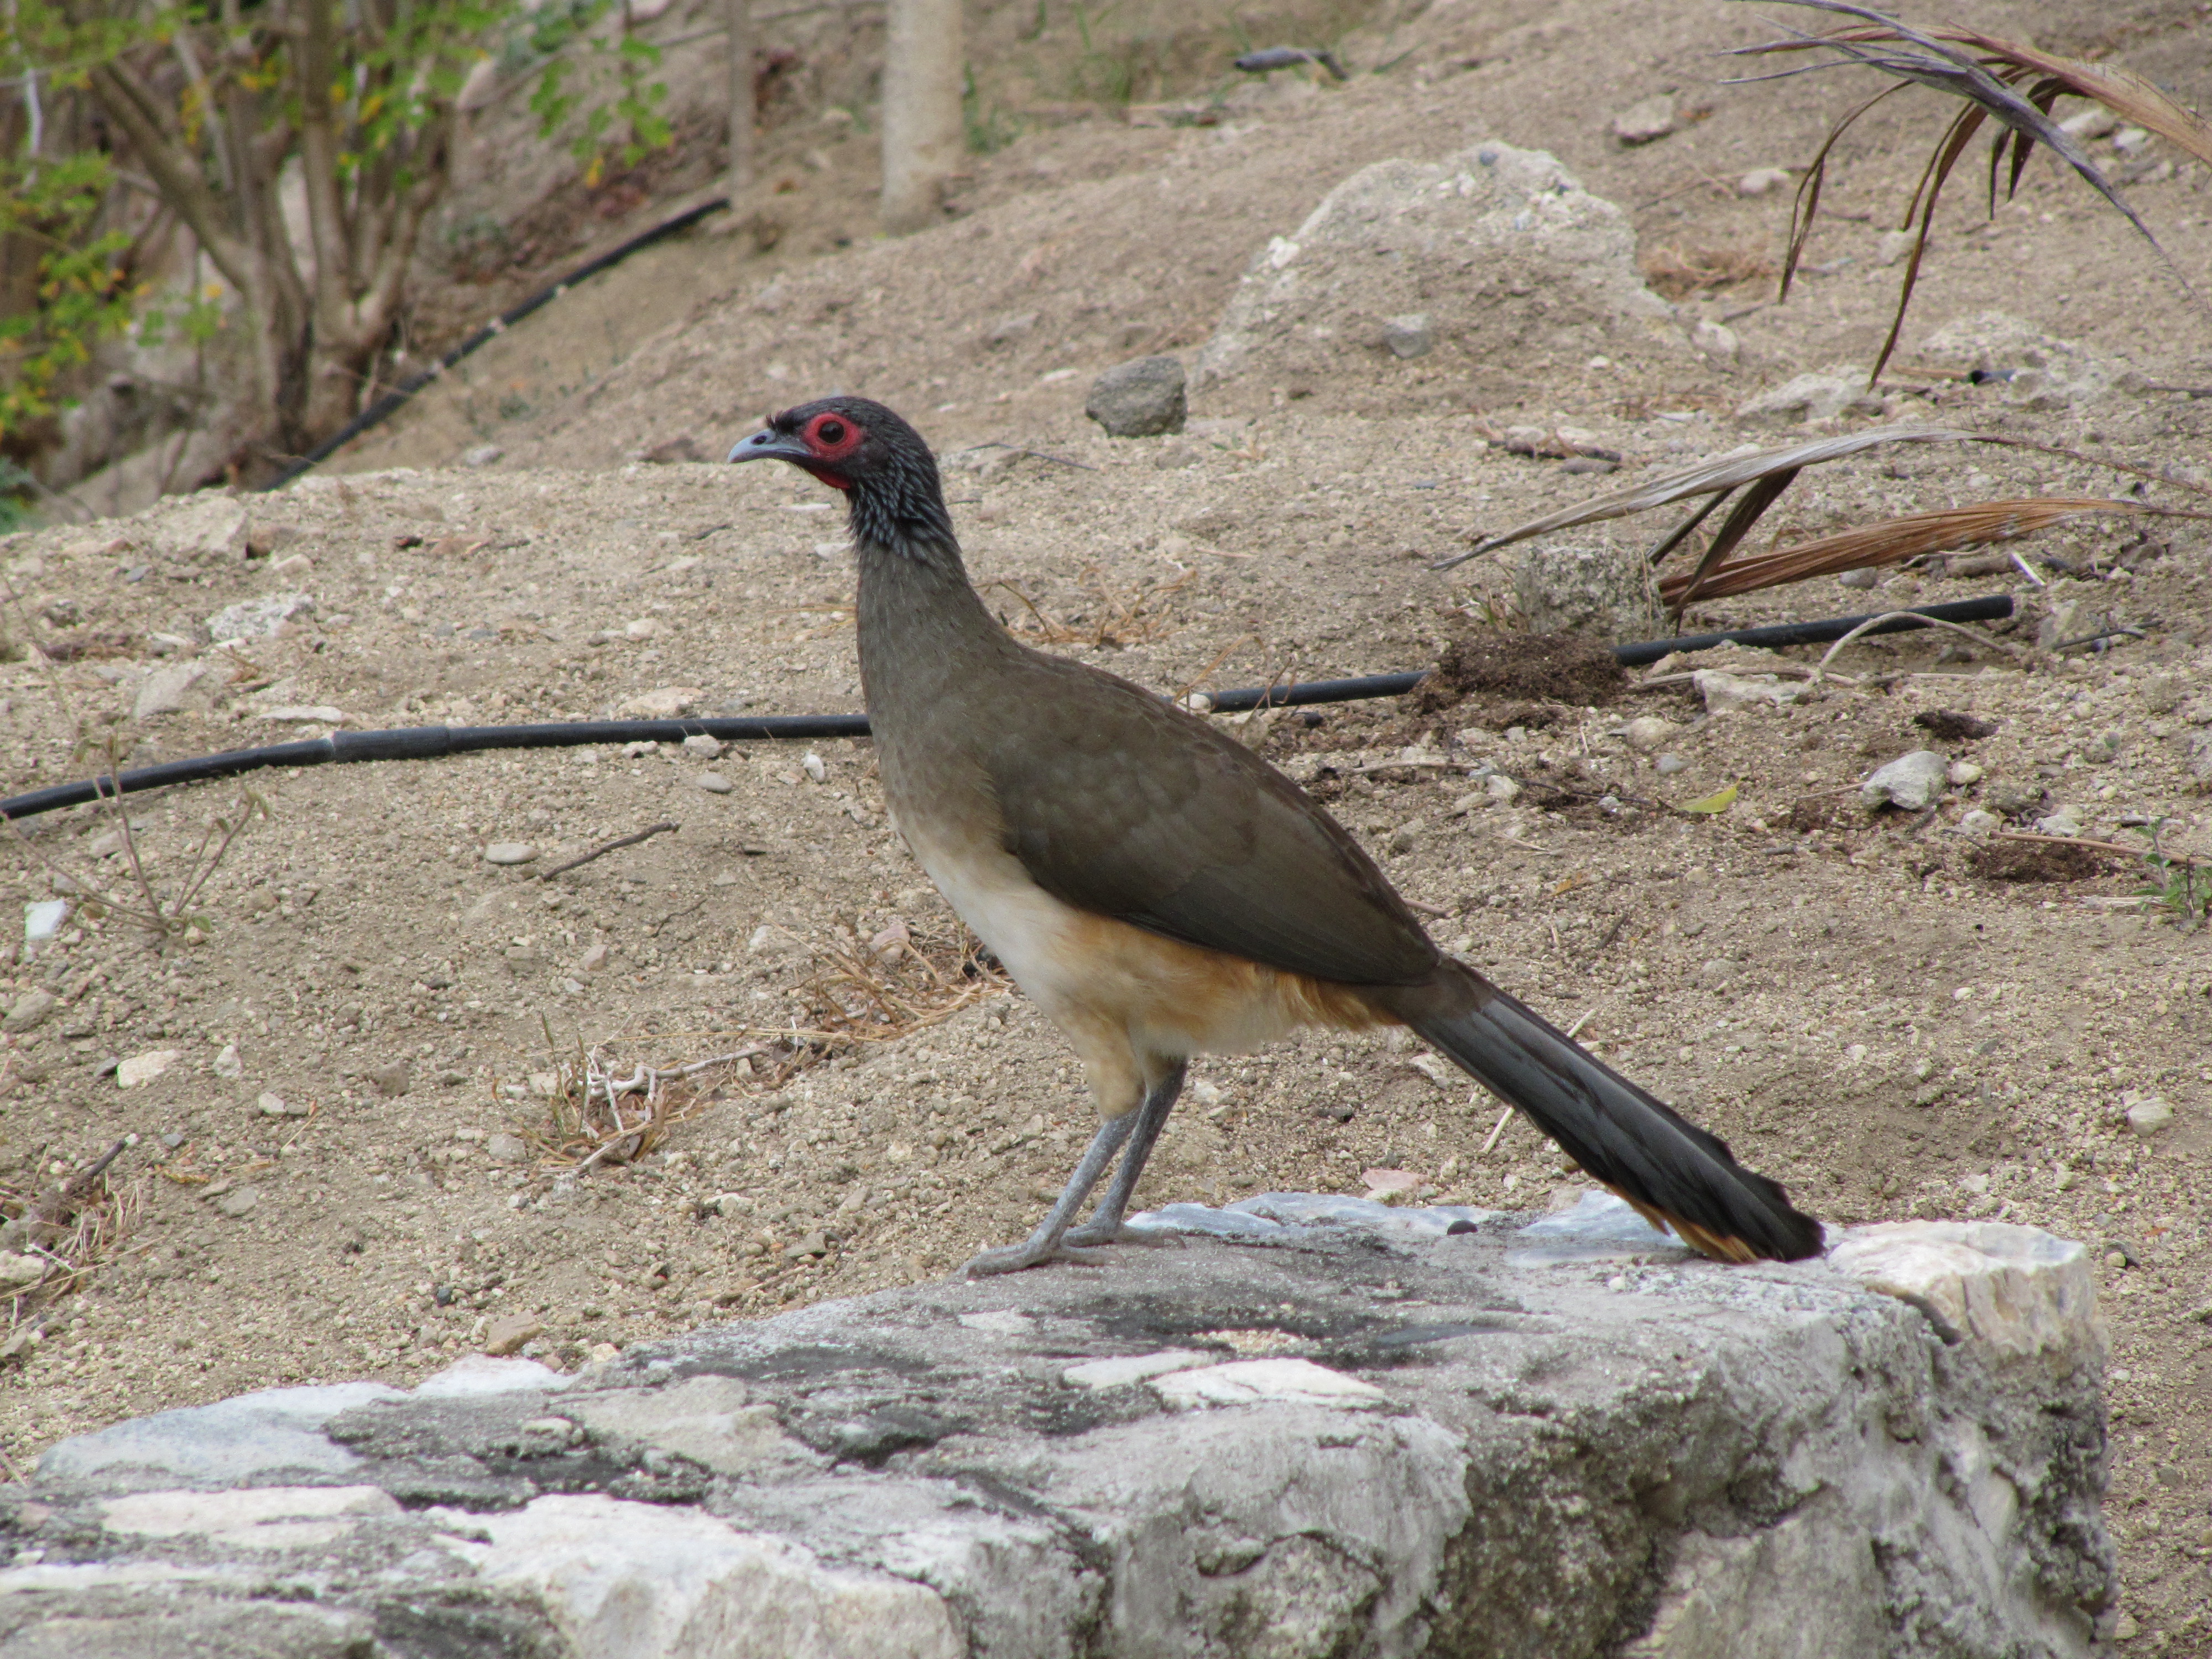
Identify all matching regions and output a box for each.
[1,1141,141,1359]
[1640,243,1778,300]
[525,921,1009,1171]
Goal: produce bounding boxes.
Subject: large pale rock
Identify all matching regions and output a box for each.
[1193,142,1680,411]
[13,1196,2112,1658]
[150,494,249,563]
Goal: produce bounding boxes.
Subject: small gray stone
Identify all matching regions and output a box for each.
[1381,314,1433,359]
[1861,749,1950,811]
[215,1185,262,1218]
[2125,1095,2173,1138]
[3,987,56,1033]
[1837,567,1880,589]
[695,772,734,794]
[681,733,724,759]
[206,591,314,644]
[486,1133,531,1164]
[257,1091,305,1117]
[154,494,251,563]
[461,444,505,467]
[484,842,539,865]
[366,1060,411,1098]
[1085,356,1187,437]
[1739,369,1884,422]
[1655,753,1689,776]
[1610,93,1677,144]
[133,658,227,721]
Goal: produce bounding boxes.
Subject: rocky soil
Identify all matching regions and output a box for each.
[4,0,2212,1647]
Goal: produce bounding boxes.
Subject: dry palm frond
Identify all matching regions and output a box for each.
[1658,497,2205,603]
[1438,424,1976,567]
[1727,0,2212,380]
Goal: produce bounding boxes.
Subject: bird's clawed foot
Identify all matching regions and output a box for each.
[959,1238,1112,1278]
[1060,1219,1178,1250]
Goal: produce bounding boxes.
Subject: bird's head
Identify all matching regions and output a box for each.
[728,396,953,556]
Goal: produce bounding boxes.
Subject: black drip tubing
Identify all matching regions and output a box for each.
[0,594,2012,822]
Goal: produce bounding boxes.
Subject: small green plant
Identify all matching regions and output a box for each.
[2135,819,2210,932]
[963,64,1017,155]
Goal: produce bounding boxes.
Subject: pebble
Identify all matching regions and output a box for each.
[0,1253,44,1290]
[1875,230,1919,268]
[483,1314,545,1357]
[1381,314,1433,360]
[695,773,734,794]
[258,1092,309,1118]
[2035,805,2086,837]
[206,592,315,644]
[1655,754,1688,776]
[1695,670,1801,713]
[2,987,56,1034]
[1486,775,1521,806]
[1610,93,1676,144]
[116,1048,182,1089]
[1084,355,1187,437]
[486,1133,531,1164]
[615,687,705,719]
[1837,567,1881,589]
[460,444,504,467]
[1861,750,1949,811]
[783,1230,830,1260]
[681,733,723,759]
[2125,1095,2173,1138]
[800,752,827,783]
[1947,761,1984,787]
[1959,809,2002,835]
[366,1061,412,1098]
[484,843,539,865]
[1737,167,1791,197]
[215,1186,262,1219]
[1621,716,1676,753]
[212,1043,243,1079]
[578,942,610,973]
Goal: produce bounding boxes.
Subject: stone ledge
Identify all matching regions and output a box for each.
[1,1198,2113,1658]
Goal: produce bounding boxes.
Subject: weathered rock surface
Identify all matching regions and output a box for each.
[1192,143,1681,411]
[3,1197,2111,1658]
[1514,542,1665,641]
[1086,356,1188,437]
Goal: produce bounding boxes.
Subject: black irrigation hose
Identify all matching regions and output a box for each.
[1,597,2014,823]
[259,196,732,492]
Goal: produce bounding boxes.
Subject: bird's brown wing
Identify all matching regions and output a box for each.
[977,650,1438,988]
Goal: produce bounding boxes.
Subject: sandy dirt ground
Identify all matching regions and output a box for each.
[5,0,2212,1646]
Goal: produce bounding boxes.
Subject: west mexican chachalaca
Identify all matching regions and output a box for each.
[731,397,1822,1275]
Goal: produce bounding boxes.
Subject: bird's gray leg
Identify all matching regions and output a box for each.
[1063,1061,1187,1248]
[960,1109,1140,1278]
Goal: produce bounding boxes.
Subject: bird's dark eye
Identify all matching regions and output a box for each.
[817,419,846,445]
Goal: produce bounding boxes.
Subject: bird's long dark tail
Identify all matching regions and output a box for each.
[1380,962,1823,1262]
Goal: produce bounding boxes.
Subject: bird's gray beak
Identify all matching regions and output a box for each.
[728,427,811,465]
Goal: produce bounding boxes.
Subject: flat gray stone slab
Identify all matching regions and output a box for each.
[1,1198,2113,1658]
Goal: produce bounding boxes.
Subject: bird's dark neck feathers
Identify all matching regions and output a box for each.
[847,456,961,574]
